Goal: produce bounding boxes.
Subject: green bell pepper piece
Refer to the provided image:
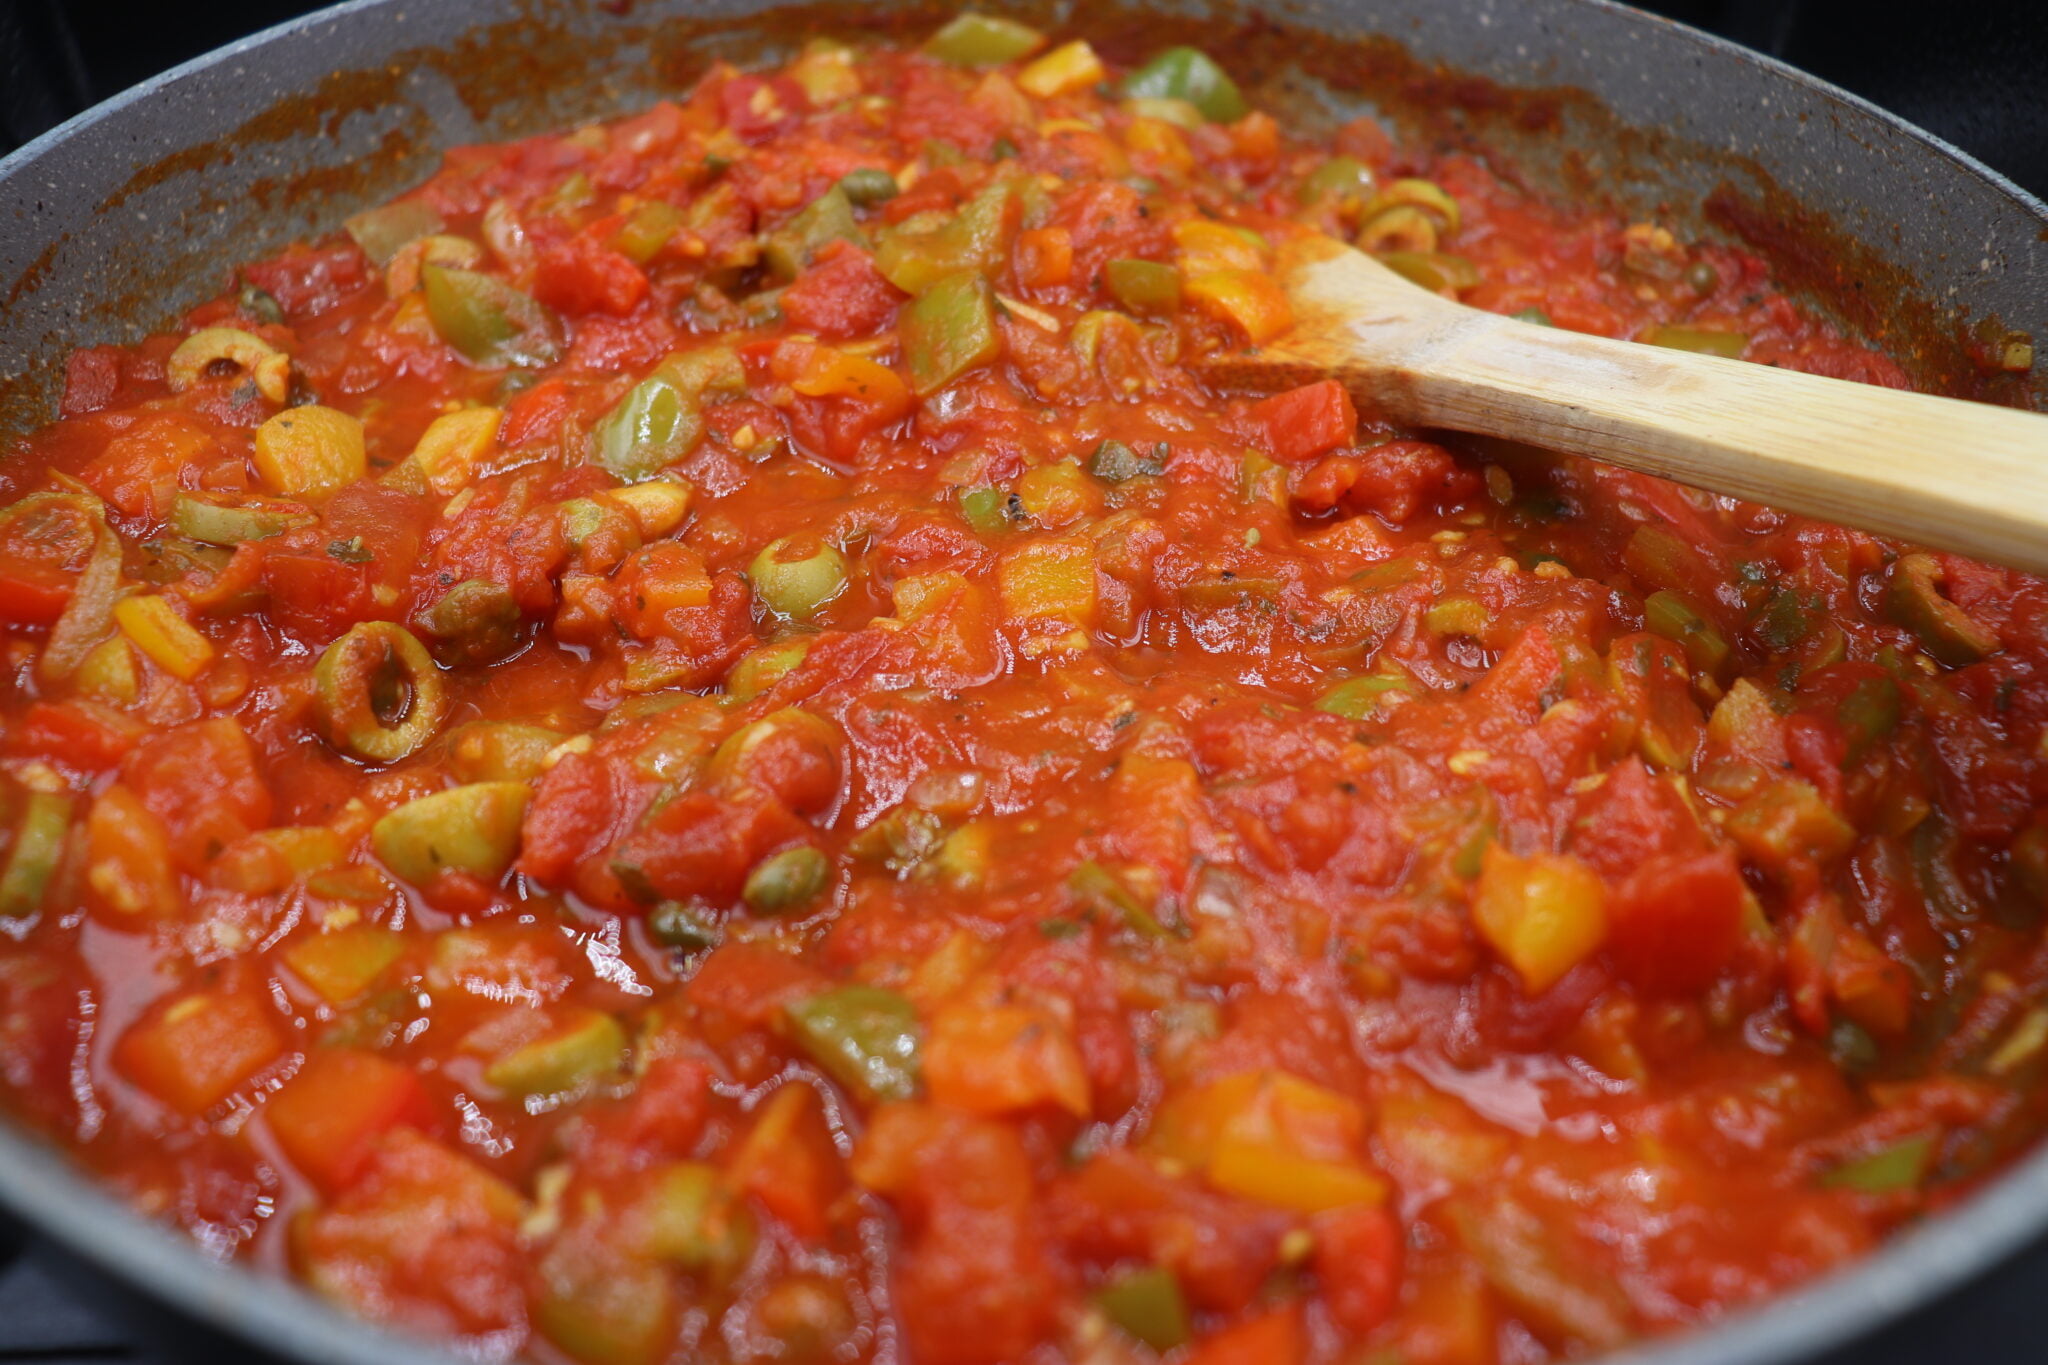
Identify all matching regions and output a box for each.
[1103,258,1181,316]
[633,1161,756,1272]
[1094,1266,1191,1351]
[1086,438,1163,484]
[372,780,530,886]
[1069,859,1177,938]
[744,845,831,913]
[958,486,1013,534]
[0,791,72,919]
[1820,1132,1938,1192]
[924,13,1046,65]
[726,639,812,703]
[785,985,921,1102]
[875,181,1016,295]
[764,186,868,281]
[837,167,900,207]
[612,199,685,264]
[1640,324,1748,359]
[1316,674,1417,720]
[902,271,1002,397]
[170,494,313,546]
[484,1007,626,1096]
[1121,47,1248,123]
[1839,674,1901,764]
[421,264,562,368]
[1644,589,1732,682]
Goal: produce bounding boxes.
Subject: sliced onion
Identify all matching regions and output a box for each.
[38,499,121,685]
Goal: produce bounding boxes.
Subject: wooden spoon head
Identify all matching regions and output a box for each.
[1199,235,1471,398]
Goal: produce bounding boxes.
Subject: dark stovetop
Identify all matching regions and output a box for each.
[1,1,2046,1362]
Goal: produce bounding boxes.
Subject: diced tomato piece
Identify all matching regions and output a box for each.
[121,718,272,875]
[719,75,808,142]
[686,941,830,1033]
[501,377,577,449]
[851,1103,1060,1365]
[779,241,903,340]
[533,233,649,317]
[1183,1303,1307,1365]
[1045,1149,1289,1312]
[1254,380,1358,463]
[116,987,289,1115]
[519,750,632,886]
[79,414,218,523]
[1345,439,1473,522]
[727,1082,844,1241]
[260,548,372,644]
[1606,849,1747,996]
[266,1048,435,1193]
[294,1129,528,1340]
[1315,1204,1403,1337]
[611,788,808,906]
[241,241,369,318]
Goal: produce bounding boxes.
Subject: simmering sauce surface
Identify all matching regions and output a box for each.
[3,19,2045,1365]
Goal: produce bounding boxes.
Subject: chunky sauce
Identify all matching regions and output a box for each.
[2,19,2046,1365]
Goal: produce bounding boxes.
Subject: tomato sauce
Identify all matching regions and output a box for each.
[3,18,2046,1365]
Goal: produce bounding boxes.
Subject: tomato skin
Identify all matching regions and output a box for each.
[294,1129,528,1341]
[501,377,577,448]
[1607,850,1748,995]
[534,233,649,317]
[260,549,373,644]
[779,241,903,340]
[1254,380,1358,463]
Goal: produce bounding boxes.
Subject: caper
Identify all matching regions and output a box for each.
[837,167,899,207]
[743,845,831,914]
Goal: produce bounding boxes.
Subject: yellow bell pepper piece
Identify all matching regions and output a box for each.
[1151,1070,1387,1212]
[407,407,502,496]
[1183,270,1294,345]
[114,595,216,680]
[1017,40,1106,99]
[997,538,1097,625]
[1472,844,1609,993]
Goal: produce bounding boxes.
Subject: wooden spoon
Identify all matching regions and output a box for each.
[1220,238,2048,575]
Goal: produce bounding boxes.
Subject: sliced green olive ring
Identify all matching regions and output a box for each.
[313,621,449,763]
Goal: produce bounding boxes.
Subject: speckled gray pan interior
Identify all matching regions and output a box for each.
[0,1,2043,1362]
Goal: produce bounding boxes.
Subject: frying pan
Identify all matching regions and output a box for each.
[0,2,2044,1362]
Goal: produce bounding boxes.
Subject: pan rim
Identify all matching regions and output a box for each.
[1,3,2044,1365]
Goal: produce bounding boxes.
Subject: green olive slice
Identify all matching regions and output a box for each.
[313,621,449,763]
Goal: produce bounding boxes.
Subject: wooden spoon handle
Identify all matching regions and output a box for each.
[1251,247,2048,575]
